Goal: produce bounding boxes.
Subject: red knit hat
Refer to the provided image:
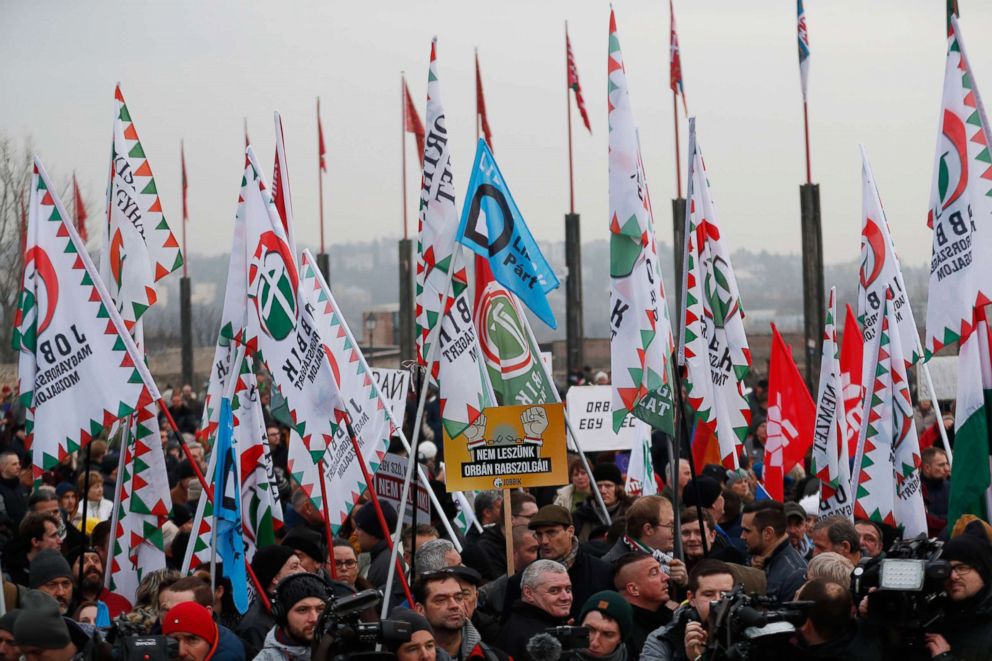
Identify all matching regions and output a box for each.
[162,602,218,656]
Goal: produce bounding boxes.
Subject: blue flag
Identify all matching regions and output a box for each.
[214,397,249,614]
[457,139,559,329]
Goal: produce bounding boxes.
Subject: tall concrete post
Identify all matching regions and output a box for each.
[180,276,193,387]
[565,213,583,378]
[399,238,415,364]
[800,183,825,391]
[316,253,331,284]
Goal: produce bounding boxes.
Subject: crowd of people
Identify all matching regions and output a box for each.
[0,376,987,661]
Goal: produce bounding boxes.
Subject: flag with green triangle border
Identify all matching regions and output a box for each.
[925,17,992,359]
[13,156,161,484]
[101,85,183,332]
[852,290,925,537]
[678,118,751,470]
[948,307,992,530]
[858,146,922,367]
[300,249,394,532]
[811,288,853,521]
[606,8,676,438]
[415,38,469,370]
[241,146,345,510]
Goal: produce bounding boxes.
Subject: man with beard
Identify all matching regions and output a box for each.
[28,550,74,615]
[412,570,507,660]
[68,546,131,618]
[255,574,330,661]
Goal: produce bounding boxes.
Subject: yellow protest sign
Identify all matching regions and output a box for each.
[443,403,568,491]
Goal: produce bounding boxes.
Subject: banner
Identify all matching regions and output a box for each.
[916,356,958,402]
[374,453,430,525]
[372,368,410,429]
[565,385,646,452]
[444,403,568,491]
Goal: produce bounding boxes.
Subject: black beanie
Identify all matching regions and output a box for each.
[29,550,73,589]
[283,527,326,563]
[275,574,330,625]
[251,545,297,593]
[593,462,623,485]
[354,501,397,539]
[683,477,722,509]
[385,609,433,652]
[0,611,18,633]
[13,591,69,649]
[943,521,992,587]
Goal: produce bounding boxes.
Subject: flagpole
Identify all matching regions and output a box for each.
[318,98,326,256]
[315,460,339,580]
[566,23,575,215]
[673,94,682,198]
[104,425,129,589]
[181,142,188,278]
[401,74,409,240]
[475,49,480,142]
[803,100,812,184]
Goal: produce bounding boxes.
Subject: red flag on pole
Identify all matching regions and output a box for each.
[403,79,425,167]
[181,142,189,222]
[475,51,493,148]
[670,0,688,115]
[840,304,865,458]
[244,118,250,148]
[566,29,592,133]
[763,324,816,501]
[317,98,327,173]
[72,173,88,242]
[18,187,26,260]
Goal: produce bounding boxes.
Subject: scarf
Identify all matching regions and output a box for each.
[558,536,581,570]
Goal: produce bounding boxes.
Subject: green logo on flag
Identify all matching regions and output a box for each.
[249,232,298,341]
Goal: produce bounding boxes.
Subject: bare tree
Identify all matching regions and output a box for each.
[0,139,33,363]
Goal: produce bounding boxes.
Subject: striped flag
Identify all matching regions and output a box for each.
[317,98,327,173]
[566,27,591,133]
[72,173,87,242]
[797,0,810,100]
[403,78,426,167]
[475,51,493,149]
[670,0,687,113]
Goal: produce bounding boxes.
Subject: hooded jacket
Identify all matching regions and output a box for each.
[253,627,311,661]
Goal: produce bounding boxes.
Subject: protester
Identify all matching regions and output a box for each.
[683,478,745,563]
[353,500,398,589]
[740,501,807,602]
[806,551,855,584]
[578,591,632,660]
[387,609,438,661]
[73,470,113,524]
[0,452,27,530]
[236,545,304,657]
[573,463,631,541]
[13,591,82,661]
[6,512,61,586]
[282,527,327,574]
[67,546,132,618]
[497,560,572,661]
[0,611,19,661]
[331,537,365,589]
[921,447,951,533]
[158,576,245,661]
[476,525,537,627]
[613,552,672,655]
[600,496,680,578]
[255,574,329,661]
[463,492,537,581]
[789,578,882,659]
[554,458,592,513]
[809,515,862,566]
[784,501,814,560]
[28,549,74,615]
[467,492,502,545]
[854,519,884,558]
[414,539,461,575]
[412,570,507,660]
[163,601,220,661]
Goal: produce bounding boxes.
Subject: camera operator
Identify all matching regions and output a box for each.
[256,573,330,661]
[387,609,439,661]
[411,569,508,660]
[641,560,736,661]
[740,501,806,603]
[788,578,881,660]
[162,602,220,661]
[497,560,573,661]
[922,524,992,660]
[577,591,633,661]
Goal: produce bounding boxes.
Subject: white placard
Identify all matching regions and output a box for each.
[916,356,958,402]
[372,368,411,429]
[565,385,648,451]
[374,452,431,524]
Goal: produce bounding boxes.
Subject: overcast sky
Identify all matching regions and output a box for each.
[3,1,991,275]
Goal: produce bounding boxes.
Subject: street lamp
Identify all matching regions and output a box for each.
[366,313,378,366]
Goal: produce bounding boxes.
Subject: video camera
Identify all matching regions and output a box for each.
[702,586,811,660]
[525,626,590,661]
[851,534,950,651]
[310,588,411,661]
[84,616,178,661]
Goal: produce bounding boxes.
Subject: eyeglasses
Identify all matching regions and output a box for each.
[950,563,975,577]
[335,559,358,569]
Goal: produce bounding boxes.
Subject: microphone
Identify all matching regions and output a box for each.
[526,632,563,661]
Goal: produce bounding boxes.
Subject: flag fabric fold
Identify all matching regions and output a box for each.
[318,98,327,173]
[214,394,250,614]
[797,0,810,100]
[678,118,751,469]
[670,0,687,114]
[764,324,816,502]
[840,304,864,459]
[475,52,493,150]
[272,112,298,259]
[72,174,87,242]
[567,28,592,133]
[811,289,853,520]
[403,79,426,167]
[852,291,926,537]
[457,139,559,329]
[607,8,677,438]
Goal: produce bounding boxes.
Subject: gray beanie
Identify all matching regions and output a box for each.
[13,591,69,649]
[29,550,73,589]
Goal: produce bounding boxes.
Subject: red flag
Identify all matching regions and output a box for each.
[72,173,88,242]
[566,28,592,133]
[475,51,493,148]
[272,112,297,256]
[670,0,688,114]
[839,304,864,458]
[181,142,189,222]
[763,324,816,501]
[244,118,250,149]
[317,98,327,173]
[403,78,425,167]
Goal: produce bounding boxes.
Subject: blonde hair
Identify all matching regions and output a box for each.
[807,551,854,584]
